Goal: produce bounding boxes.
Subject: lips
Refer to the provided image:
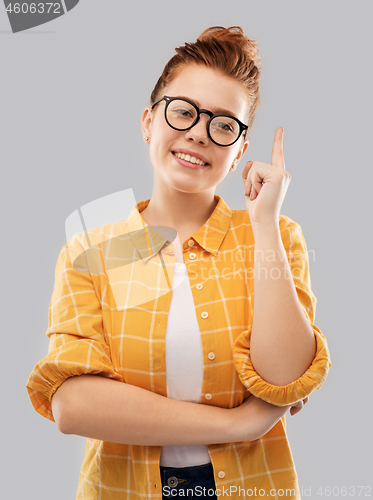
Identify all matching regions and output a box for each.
[171,152,209,170]
[171,148,209,166]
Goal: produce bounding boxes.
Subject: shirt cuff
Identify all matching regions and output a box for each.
[233,324,331,406]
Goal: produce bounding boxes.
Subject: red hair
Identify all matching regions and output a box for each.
[150,26,262,137]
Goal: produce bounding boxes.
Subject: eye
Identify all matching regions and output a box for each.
[211,119,236,133]
[216,122,234,132]
[174,108,193,117]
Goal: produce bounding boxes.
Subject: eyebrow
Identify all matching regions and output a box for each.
[177,95,237,117]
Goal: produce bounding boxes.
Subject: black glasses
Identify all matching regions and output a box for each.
[151,95,248,147]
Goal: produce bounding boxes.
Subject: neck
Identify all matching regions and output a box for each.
[140,183,218,232]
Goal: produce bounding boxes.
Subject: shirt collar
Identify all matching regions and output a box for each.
[126,195,233,262]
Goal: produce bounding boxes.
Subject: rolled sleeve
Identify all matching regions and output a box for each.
[233,216,331,407]
[26,235,122,423]
[233,323,330,407]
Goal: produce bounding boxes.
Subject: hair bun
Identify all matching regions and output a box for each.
[197,26,261,68]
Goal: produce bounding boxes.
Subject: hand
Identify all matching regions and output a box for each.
[242,127,291,230]
[228,395,291,443]
[289,396,309,416]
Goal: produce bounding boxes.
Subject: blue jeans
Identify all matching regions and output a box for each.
[160,462,217,499]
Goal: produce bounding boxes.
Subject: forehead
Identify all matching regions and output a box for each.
[163,64,249,120]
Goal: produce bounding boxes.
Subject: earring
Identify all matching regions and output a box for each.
[231,160,238,171]
[144,136,149,142]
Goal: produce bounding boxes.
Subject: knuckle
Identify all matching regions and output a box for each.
[280,171,291,181]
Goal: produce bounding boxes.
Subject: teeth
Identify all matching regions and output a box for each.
[173,152,206,166]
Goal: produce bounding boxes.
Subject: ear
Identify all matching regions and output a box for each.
[235,139,249,163]
[141,107,153,139]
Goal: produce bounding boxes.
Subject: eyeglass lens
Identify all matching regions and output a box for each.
[166,99,240,146]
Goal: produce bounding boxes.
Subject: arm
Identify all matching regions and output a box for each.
[233,218,331,407]
[52,374,291,446]
[238,131,331,405]
[250,221,316,385]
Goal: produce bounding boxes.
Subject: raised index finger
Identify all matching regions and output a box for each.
[271,127,285,170]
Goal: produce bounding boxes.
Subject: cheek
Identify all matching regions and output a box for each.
[149,135,173,169]
[219,151,236,168]
[151,125,176,152]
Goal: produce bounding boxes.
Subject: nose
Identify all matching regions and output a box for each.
[184,114,210,145]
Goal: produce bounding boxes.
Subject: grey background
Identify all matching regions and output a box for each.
[1,0,371,498]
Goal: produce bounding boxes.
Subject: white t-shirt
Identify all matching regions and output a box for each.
[159,261,211,467]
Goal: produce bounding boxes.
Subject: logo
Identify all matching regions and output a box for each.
[3,0,80,33]
[65,188,180,311]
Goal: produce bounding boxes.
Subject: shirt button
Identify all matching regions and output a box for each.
[201,311,208,319]
[188,239,194,246]
[189,253,196,260]
[205,393,212,400]
[208,352,215,360]
[218,471,225,479]
[196,283,203,290]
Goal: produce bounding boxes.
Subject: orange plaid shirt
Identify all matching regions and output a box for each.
[26,195,331,499]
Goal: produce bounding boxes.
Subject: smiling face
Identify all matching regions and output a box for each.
[141,64,250,195]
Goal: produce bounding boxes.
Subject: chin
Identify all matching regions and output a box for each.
[168,179,208,194]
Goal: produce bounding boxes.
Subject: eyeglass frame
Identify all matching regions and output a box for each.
[151,95,249,147]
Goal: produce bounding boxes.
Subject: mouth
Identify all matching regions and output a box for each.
[171,151,209,168]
